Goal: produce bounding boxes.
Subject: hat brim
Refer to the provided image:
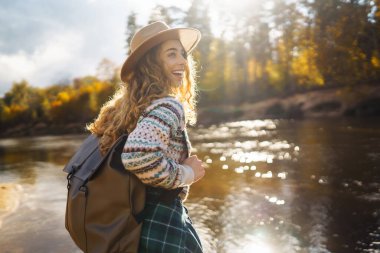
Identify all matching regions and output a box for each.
[121,27,201,82]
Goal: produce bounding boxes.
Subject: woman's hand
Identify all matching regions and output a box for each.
[182,155,205,183]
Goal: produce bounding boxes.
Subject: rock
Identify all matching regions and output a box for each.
[265,103,286,117]
[310,101,342,113]
[344,97,380,117]
[286,104,304,118]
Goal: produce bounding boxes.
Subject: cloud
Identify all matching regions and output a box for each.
[0,0,190,95]
[0,30,87,90]
[0,0,126,94]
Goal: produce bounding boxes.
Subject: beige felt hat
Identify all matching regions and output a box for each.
[120,21,201,83]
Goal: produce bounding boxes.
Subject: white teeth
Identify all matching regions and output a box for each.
[173,71,184,74]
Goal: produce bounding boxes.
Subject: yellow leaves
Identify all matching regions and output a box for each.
[79,85,93,94]
[1,106,12,120]
[371,55,380,68]
[1,104,28,121]
[1,105,12,121]
[9,104,27,113]
[2,105,11,115]
[266,60,283,88]
[291,47,324,86]
[51,91,71,108]
[247,59,255,83]
[57,91,70,103]
[93,81,106,92]
[51,100,63,108]
[49,79,110,110]
[78,80,109,94]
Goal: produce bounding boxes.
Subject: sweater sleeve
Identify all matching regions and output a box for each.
[121,98,193,189]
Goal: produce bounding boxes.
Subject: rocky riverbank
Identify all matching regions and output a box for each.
[197,84,380,125]
[0,123,87,138]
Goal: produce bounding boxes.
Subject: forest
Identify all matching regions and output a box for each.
[1,0,380,134]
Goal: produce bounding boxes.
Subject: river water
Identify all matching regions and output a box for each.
[0,119,379,253]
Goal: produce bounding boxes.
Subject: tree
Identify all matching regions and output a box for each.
[248,21,273,99]
[148,5,178,26]
[272,0,304,92]
[1,80,46,126]
[96,58,117,81]
[201,38,227,104]
[184,0,212,81]
[306,0,377,85]
[125,12,139,55]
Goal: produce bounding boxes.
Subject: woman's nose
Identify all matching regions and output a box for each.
[178,54,187,65]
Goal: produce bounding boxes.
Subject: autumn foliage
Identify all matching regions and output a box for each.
[1,0,380,132]
[0,77,117,132]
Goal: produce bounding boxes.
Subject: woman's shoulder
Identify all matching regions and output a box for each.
[150,96,183,108]
[143,96,185,128]
[146,96,184,115]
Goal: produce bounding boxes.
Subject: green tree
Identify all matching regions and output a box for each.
[125,12,139,55]
[201,38,227,104]
[249,21,272,97]
[272,0,304,93]
[306,0,377,85]
[184,0,212,81]
[148,5,177,25]
[1,80,46,127]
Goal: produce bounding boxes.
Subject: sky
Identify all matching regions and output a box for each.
[0,0,195,95]
[0,0,262,96]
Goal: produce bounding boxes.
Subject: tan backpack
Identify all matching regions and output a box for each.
[63,134,145,253]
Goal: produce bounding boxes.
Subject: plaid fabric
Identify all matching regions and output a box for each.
[138,190,203,253]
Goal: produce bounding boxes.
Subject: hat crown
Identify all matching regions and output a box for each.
[130,21,170,53]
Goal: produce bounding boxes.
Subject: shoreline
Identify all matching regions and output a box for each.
[2,84,380,138]
[197,84,380,125]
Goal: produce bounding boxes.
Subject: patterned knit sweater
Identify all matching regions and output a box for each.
[121,97,194,201]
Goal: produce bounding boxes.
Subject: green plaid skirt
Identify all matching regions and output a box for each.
[138,190,203,253]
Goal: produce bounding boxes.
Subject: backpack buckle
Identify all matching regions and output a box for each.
[67,173,73,189]
[79,185,88,196]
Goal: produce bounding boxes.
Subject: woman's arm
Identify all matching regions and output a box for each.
[121,98,194,189]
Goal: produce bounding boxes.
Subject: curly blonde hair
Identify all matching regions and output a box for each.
[87,43,198,155]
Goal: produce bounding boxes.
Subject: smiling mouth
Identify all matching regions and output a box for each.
[172,70,184,79]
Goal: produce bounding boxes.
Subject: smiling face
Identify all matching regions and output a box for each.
[158,40,188,87]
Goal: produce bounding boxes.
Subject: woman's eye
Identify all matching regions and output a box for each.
[167,51,187,59]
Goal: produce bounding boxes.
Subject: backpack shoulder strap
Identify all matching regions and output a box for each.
[63,134,128,183]
[63,134,100,174]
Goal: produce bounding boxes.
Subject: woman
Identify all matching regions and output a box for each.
[87,21,205,253]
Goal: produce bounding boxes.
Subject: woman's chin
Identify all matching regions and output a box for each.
[172,80,183,87]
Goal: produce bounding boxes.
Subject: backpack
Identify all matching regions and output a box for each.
[63,134,145,253]
[63,133,183,253]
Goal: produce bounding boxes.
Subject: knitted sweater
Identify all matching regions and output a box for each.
[121,97,194,201]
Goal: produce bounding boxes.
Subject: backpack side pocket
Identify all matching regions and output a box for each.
[66,176,88,252]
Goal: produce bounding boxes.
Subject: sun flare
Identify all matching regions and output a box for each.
[242,240,274,253]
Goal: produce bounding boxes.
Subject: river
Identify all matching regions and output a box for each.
[0,118,379,253]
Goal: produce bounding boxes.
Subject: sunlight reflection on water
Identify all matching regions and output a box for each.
[0,119,380,252]
[187,120,308,252]
[187,119,380,252]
